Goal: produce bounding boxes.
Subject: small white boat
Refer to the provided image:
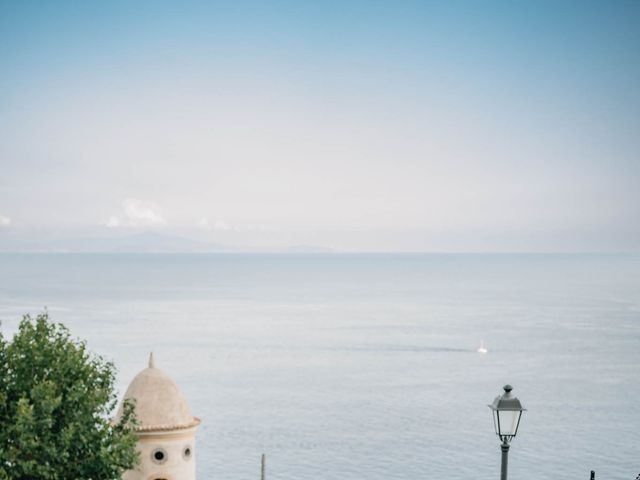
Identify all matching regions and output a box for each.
[477,340,488,354]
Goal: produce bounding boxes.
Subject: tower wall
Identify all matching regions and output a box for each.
[123,427,197,480]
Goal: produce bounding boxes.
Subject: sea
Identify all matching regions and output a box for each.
[0,253,638,480]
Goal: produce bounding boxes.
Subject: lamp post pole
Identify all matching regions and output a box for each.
[500,440,510,480]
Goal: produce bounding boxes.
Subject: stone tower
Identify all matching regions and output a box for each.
[117,353,200,480]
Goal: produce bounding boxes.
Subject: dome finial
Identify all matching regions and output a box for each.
[148,352,155,368]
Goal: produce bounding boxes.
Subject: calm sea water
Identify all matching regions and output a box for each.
[0,253,638,480]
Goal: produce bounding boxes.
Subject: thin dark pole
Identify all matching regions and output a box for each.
[261,454,266,480]
[590,471,595,480]
[500,441,510,480]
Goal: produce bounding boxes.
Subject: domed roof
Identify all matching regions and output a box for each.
[117,353,200,432]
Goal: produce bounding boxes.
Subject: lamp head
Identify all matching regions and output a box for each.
[488,384,526,443]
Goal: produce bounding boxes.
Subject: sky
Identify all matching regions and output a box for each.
[0,0,639,252]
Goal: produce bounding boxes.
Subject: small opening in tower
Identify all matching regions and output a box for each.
[151,448,168,464]
[183,445,192,461]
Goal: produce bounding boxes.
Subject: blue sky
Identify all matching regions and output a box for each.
[0,1,639,251]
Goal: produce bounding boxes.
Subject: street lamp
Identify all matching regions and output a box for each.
[488,385,526,480]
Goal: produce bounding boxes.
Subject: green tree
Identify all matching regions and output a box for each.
[0,312,138,479]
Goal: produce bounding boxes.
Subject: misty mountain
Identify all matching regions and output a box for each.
[0,231,233,253]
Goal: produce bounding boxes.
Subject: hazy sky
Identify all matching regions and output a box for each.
[1,1,639,251]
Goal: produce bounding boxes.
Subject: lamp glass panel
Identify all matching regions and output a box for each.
[492,410,499,435]
[497,410,521,437]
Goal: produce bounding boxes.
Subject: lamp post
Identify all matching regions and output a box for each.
[488,385,526,480]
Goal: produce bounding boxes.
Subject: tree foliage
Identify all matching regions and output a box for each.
[0,312,138,479]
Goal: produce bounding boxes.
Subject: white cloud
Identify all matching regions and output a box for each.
[106,216,120,228]
[123,199,166,226]
[213,220,231,231]
[195,217,211,230]
[0,215,11,227]
[105,199,166,228]
[196,217,232,231]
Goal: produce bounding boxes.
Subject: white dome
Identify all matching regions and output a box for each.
[117,353,200,432]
